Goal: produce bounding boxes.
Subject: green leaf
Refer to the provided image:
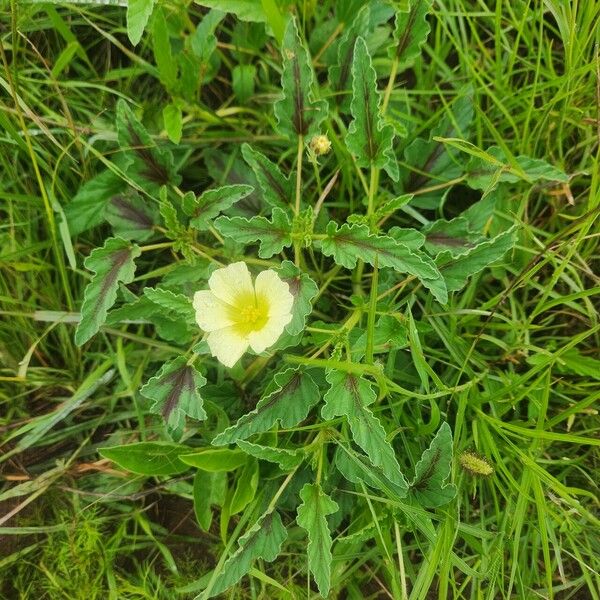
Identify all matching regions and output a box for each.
[213,368,320,445]
[116,100,179,190]
[274,18,328,140]
[75,237,141,345]
[296,483,339,597]
[190,9,224,63]
[201,509,287,599]
[320,222,447,303]
[236,440,303,470]
[241,143,291,210]
[105,191,158,241]
[466,146,568,191]
[186,184,255,230]
[100,441,190,475]
[389,0,433,69]
[214,207,293,258]
[438,227,516,292]
[163,103,183,144]
[127,0,155,46]
[422,217,482,257]
[193,470,227,531]
[140,357,207,431]
[180,448,248,471]
[65,168,125,236]
[276,260,318,335]
[193,0,267,24]
[232,64,256,103]
[230,459,259,514]
[322,370,404,486]
[409,422,456,507]
[347,37,398,181]
[152,7,177,90]
[143,288,195,321]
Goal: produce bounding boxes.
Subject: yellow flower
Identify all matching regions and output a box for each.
[193,262,294,367]
[309,134,332,156]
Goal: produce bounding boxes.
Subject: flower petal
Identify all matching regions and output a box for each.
[208,261,254,306]
[254,269,294,317]
[206,327,249,368]
[193,290,234,332]
[248,313,292,354]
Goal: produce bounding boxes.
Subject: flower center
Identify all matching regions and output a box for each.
[240,305,261,324]
[228,292,269,336]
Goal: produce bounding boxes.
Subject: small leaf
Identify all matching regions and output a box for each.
[127,0,155,46]
[194,0,267,24]
[105,192,158,241]
[438,227,516,292]
[213,368,320,445]
[193,470,227,531]
[190,9,224,63]
[214,207,293,258]
[186,184,254,230]
[389,0,433,69]
[100,441,190,475]
[163,103,183,144]
[274,18,328,140]
[409,422,456,507]
[322,370,406,487]
[236,440,303,470]
[143,288,195,321]
[140,357,207,431]
[229,459,259,514]
[296,483,339,597]
[347,37,398,181]
[75,237,141,345]
[232,64,256,103]
[276,260,318,335]
[202,510,287,599]
[180,448,248,471]
[152,8,177,90]
[241,143,291,210]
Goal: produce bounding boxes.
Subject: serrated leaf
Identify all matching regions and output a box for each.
[241,144,291,210]
[180,448,248,471]
[322,370,404,486]
[320,222,447,303]
[387,226,425,250]
[296,483,339,597]
[214,207,293,258]
[422,217,482,257]
[100,441,190,475]
[116,100,179,191]
[409,422,456,507]
[105,192,158,241]
[201,510,287,599]
[466,146,568,191]
[438,227,516,292]
[236,440,303,470]
[213,368,320,445]
[185,184,254,230]
[274,18,328,140]
[143,288,195,321]
[389,0,433,69]
[140,357,207,431]
[127,0,155,46]
[276,260,318,335]
[75,237,141,345]
[347,37,398,180]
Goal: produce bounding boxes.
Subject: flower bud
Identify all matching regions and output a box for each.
[309,134,331,156]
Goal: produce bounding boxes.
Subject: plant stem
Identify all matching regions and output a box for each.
[365,256,378,364]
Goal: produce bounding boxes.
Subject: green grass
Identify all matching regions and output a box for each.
[1,1,599,598]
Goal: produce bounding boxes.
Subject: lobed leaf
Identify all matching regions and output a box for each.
[389,0,433,69]
[236,440,303,470]
[185,184,255,230]
[296,483,339,597]
[212,368,320,445]
[75,237,141,345]
[105,191,158,241]
[143,287,195,322]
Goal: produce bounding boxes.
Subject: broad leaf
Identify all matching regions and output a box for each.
[214,207,293,258]
[347,37,398,181]
[194,0,267,24]
[232,64,256,103]
[105,192,158,241]
[322,370,403,485]
[409,422,456,507]
[320,222,447,303]
[276,260,318,335]
[466,146,568,191]
[185,184,254,230]
[213,368,320,445]
[140,357,207,432]
[438,227,516,291]
[163,103,183,144]
[422,217,482,257]
[127,0,155,45]
[230,459,259,515]
[296,483,339,597]
[180,448,248,471]
[190,10,224,63]
[143,287,195,322]
[389,0,433,69]
[193,470,227,531]
[75,237,141,345]
[152,8,177,90]
[274,18,328,140]
[241,143,291,210]
[202,509,287,599]
[387,226,426,250]
[100,441,190,475]
[236,440,303,470]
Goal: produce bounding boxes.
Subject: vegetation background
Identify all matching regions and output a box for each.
[1,0,599,598]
